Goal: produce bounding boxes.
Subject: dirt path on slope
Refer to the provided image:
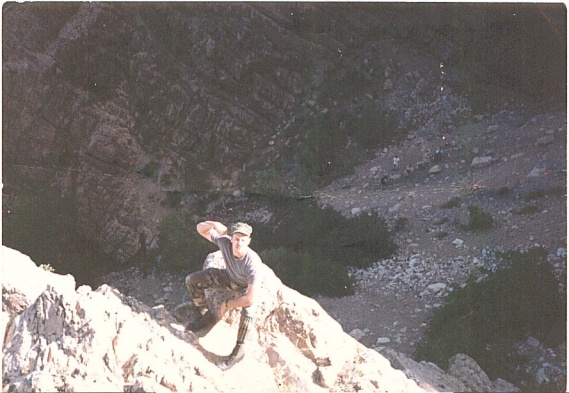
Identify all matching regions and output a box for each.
[315,110,566,356]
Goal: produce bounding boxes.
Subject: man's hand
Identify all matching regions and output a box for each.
[219,285,255,317]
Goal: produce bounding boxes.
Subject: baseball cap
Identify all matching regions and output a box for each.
[229,222,253,236]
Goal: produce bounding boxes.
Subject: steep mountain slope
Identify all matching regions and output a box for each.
[99,101,567,391]
[316,109,567,389]
[3,3,565,274]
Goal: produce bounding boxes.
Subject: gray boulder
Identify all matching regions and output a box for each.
[470,156,493,169]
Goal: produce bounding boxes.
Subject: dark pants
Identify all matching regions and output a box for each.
[185,268,254,317]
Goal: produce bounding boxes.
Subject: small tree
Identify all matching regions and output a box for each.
[467,205,493,231]
[254,196,397,297]
[260,247,354,297]
[415,247,565,388]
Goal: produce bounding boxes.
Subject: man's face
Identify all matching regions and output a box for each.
[231,232,251,258]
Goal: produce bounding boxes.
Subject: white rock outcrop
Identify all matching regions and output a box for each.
[2,246,519,392]
[2,246,426,392]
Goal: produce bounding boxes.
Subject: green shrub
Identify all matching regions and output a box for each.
[259,247,301,288]
[160,173,173,186]
[158,210,215,271]
[551,185,566,197]
[252,196,397,296]
[296,251,354,297]
[525,188,547,201]
[415,247,565,388]
[248,168,310,197]
[255,198,396,268]
[467,205,493,231]
[393,217,409,233]
[434,231,448,240]
[3,186,74,262]
[260,247,354,297]
[321,212,397,268]
[298,114,346,180]
[497,186,510,196]
[141,160,159,179]
[519,205,540,215]
[440,196,461,209]
[525,186,566,201]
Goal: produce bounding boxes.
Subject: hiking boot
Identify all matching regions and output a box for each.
[173,302,203,324]
[218,344,245,371]
[186,310,218,337]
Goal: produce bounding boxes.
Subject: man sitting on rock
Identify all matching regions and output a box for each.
[185,220,264,370]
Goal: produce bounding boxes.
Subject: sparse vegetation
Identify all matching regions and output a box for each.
[440,196,461,209]
[497,186,510,196]
[184,162,211,191]
[434,231,448,240]
[415,247,566,391]
[519,205,540,215]
[160,173,173,186]
[525,188,548,201]
[393,217,409,233]
[525,186,566,201]
[248,168,310,197]
[3,185,74,263]
[467,205,493,231]
[141,160,159,179]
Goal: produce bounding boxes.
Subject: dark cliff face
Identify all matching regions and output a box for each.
[2,2,565,278]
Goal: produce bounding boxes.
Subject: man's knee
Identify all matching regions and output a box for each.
[186,271,208,297]
[186,271,200,289]
[187,268,224,291]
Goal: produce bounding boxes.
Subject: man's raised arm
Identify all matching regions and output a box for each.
[196,221,228,242]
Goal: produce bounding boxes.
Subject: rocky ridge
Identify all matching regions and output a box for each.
[1,246,522,392]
